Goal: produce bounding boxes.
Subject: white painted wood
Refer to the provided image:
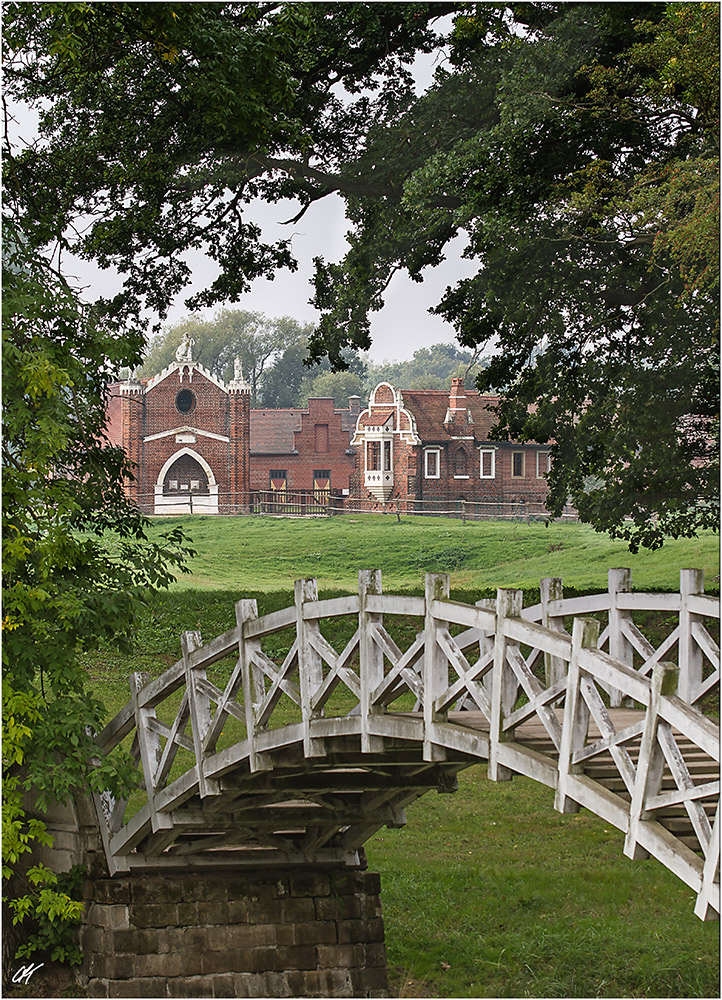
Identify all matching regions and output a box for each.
[367,594,424,616]
[302,595,359,619]
[503,617,572,659]
[489,588,523,782]
[688,594,721,618]
[244,605,296,639]
[370,630,425,705]
[295,578,325,757]
[608,568,634,707]
[504,645,563,750]
[691,621,720,669]
[183,630,221,800]
[616,592,682,611]
[625,661,679,861]
[679,568,705,703]
[424,573,450,762]
[695,804,720,920]
[132,671,173,833]
[555,618,599,814]
[359,569,385,753]
[541,577,568,688]
[431,599,495,631]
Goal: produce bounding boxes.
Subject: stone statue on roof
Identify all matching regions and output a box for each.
[175,331,194,363]
[234,356,243,382]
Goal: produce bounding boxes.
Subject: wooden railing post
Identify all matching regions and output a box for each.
[608,568,633,707]
[295,578,325,757]
[555,617,599,814]
[476,597,496,701]
[131,671,173,834]
[183,630,220,799]
[541,576,566,687]
[624,660,679,860]
[236,598,269,772]
[359,569,385,753]
[424,573,450,762]
[679,568,705,704]
[489,588,523,782]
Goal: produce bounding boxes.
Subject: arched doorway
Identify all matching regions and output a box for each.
[155,448,219,514]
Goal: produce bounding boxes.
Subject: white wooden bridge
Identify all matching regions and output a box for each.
[93,568,720,920]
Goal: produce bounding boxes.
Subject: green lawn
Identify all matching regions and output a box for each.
[144,514,720,594]
[83,516,720,998]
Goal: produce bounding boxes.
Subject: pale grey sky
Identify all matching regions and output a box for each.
[12,10,474,363]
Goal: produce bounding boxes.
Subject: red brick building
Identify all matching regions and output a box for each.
[349,378,552,509]
[250,397,359,497]
[106,348,359,513]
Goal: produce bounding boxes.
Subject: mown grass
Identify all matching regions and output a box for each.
[82,518,720,998]
[141,514,719,593]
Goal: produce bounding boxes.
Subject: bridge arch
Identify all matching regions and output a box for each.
[94,568,720,921]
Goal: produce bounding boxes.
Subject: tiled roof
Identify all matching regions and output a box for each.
[250,410,302,454]
[400,389,501,441]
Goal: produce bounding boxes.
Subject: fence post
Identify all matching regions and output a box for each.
[359,569,385,753]
[555,617,599,814]
[678,568,704,704]
[489,588,523,782]
[183,630,220,799]
[608,568,633,707]
[295,578,325,758]
[541,576,566,687]
[131,671,173,834]
[477,597,496,702]
[235,598,270,772]
[424,572,450,761]
[624,660,679,860]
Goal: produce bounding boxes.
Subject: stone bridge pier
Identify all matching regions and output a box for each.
[29,793,389,999]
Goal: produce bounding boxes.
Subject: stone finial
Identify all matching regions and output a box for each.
[175,331,194,364]
[228,355,251,393]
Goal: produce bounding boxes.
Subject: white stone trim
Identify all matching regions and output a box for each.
[144,425,230,444]
[145,361,228,394]
[479,447,496,479]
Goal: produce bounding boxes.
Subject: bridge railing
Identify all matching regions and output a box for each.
[95,567,719,917]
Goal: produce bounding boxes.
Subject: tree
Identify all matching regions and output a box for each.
[299,369,366,406]
[142,310,312,404]
[4,2,718,548]
[2,234,192,966]
[367,342,484,391]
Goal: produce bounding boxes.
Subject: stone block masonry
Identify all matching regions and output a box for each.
[79,868,388,998]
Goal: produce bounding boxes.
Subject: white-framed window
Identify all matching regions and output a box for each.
[366,440,381,471]
[512,451,525,478]
[537,451,551,478]
[383,439,392,471]
[424,448,440,479]
[479,448,496,479]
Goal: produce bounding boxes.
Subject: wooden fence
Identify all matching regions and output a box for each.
[94,568,719,919]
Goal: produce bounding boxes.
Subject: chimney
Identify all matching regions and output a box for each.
[348,395,361,417]
[449,376,466,413]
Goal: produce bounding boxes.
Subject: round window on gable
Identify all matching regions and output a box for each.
[175,389,196,414]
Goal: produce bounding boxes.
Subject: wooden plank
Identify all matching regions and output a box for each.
[244,605,295,639]
[430,600,494,631]
[187,626,238,670]
[302,595,359,619]
[369,626,424,703]
[137,660,186,710]
[617,592,681,612]
[494,741,558,789]
[688,594,721,618]
[366,594,424,617]
[691,621,720,668]
[503,617,572,659]
[424,574,450,763]
[96,702,135,751]
[489,589,523,782]
[573,720,645,765]
[657,695,720,761]
[648,780,720,811]
[547,594,610,616]
[657,721,712,849]
[578,647,650,705]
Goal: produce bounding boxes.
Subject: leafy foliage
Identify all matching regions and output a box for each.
[1,230,193,964]
[3,1,718,554]
[141,309,314,404]
[10,864,86,965]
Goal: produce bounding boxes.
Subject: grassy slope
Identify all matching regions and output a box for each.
[145,515,719,594]
[84,517,720,998]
